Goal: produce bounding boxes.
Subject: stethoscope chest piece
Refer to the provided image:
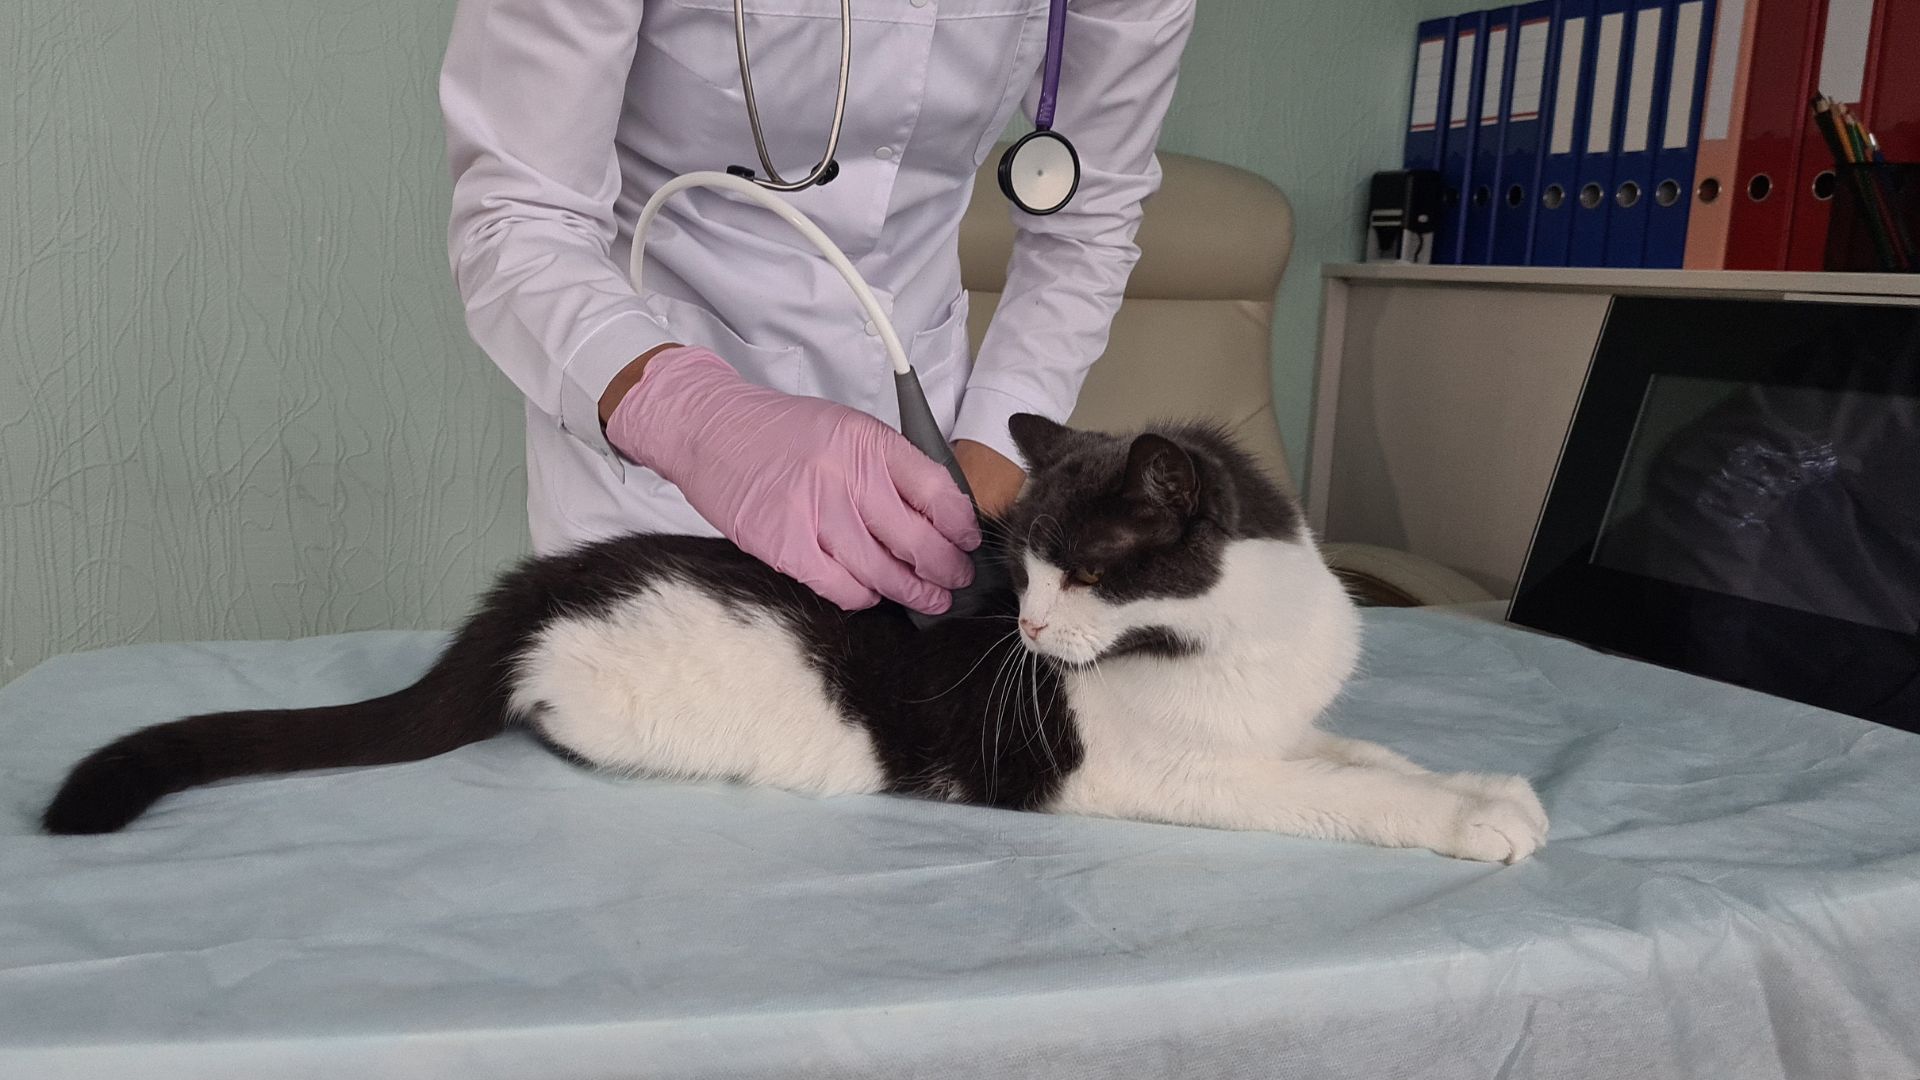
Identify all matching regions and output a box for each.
[998,129,1080,216]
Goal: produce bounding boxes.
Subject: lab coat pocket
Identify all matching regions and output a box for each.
[908,293,973,434]
[644,291,803,394]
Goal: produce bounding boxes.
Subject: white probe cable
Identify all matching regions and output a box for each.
[628,171,911,377]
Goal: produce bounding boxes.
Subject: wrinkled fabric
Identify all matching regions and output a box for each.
[2,609,1917,1079]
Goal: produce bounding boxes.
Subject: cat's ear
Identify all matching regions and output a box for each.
[1122,434,1198,516]
[1008,413,1071,466]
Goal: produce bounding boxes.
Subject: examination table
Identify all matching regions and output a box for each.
[5,155,1916,1076]
[5,611,1919,1077]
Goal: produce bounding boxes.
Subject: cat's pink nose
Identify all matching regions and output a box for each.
[1019,617,1047,641]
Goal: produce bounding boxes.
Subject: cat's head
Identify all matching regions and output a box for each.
[997,414,1303,666]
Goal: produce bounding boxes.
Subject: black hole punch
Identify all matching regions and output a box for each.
[1542,183,1567,210]
[1444,187,1462,209]
[1472,185,1493,208]
[1506,184,1526,208]
[1748,173,1772,202]
[1579,182,1605,210]
[1654,179,1682,208]
[1812,170,1836,200]
[1615,181,1641,209]
[1697,176,1721,203]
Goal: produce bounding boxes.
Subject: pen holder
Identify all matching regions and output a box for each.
[1824,162,1920,273]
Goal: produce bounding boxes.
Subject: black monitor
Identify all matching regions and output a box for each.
[1509,295,1920,729]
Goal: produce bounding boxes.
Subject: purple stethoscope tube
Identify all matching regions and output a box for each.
[1034,0,1068,132]
[997,0,1080,215]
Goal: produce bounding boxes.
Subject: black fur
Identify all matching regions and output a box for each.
[43,417,1295,834]
[1004,414,1300,606]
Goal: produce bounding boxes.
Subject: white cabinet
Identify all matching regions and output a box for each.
[1307,263,1920,596]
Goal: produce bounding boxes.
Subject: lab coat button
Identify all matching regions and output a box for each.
[864,320,879,337]
[910,0,929,7]
[874,146,895,161]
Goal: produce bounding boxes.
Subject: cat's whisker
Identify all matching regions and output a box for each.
[981,634,1026,803]
[1034,653,1061,771]
[1012,649,1058,771]
[903,629,1020,704]
[990,653,1029,799]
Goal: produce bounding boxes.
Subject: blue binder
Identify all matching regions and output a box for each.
[1601,0,1676,267]
[1436,10,1489,265]
[1491,1,1558,264]
[1532,0,1598,266]
[1403,17,1457,173]
[1567,0,1635,266]
[1641,0,1715,268]
[1463,7,1517,265]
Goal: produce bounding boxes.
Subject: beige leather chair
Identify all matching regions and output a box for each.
[958,151,1491,607]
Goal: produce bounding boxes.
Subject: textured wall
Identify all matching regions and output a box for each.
[3,0,1441,680]
[2,0,528,682]
[1157,0,1459,484]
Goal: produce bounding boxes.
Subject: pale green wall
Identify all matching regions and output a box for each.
[2,0,529,682]
[1158,0,1460,481]
[2,0,1444,680]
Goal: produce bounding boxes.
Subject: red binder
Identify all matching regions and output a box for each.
[1723,0,1826,270]
[1784,0,1889,270]
[1865,0,1920,160]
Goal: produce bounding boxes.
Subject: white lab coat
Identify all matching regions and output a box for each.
[441,0,1195,552]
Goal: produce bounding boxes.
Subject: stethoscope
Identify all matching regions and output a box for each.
[722,0,1079,216]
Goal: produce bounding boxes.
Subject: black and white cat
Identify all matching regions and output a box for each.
[43,415,1547,861]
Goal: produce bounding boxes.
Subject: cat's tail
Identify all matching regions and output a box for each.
[40,663,511,835]
[37,552,565,836]
[41,536,654,835]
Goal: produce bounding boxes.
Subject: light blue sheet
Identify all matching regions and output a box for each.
[3,608,1917,1079]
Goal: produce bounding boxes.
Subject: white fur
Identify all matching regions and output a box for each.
[1027,539,1549,863]
[510,538,1547,863]
[510,579,885,796]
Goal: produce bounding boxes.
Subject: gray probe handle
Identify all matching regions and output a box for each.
[894,369,1009,629]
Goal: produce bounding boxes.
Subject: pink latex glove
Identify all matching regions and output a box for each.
[606,346,980,614]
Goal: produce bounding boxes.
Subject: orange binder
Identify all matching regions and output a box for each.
[1684,0,1763,266]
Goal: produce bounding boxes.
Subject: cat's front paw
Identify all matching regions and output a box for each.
[1439,793,1548,864]
[1439,772,1549,838]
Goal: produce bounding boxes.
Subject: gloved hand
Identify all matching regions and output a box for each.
[606,346,980,614]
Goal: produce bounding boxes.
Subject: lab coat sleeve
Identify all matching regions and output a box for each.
[440,0,669,474]
[949,0,1197,467]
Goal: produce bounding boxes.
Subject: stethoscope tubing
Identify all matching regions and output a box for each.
[733,0,851,191]
[729,0,1072,211]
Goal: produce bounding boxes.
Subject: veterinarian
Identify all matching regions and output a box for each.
[440,0,1195,616]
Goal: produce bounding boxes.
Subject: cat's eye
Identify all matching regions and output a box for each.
[1069,568,1102,587]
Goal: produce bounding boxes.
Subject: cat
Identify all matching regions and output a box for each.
[42,414,1547,862]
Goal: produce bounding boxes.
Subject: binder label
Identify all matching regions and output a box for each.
[1452,30,1478,128]
[1818,0,1875,103]
[1411,37,1447,131]
[1664,2,1707,149]
[1512,18,1552,121]
[1701,0,1750,141]
[1552,17,1588,154]
[1622,7,1664,155]
[1483,25,1509,124]
[1588,14,1626,154]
